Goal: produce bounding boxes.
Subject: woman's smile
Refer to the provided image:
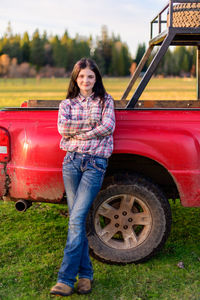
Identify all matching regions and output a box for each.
[76,68,96,97]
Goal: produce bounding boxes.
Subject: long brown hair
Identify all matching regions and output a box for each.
[66,58,106,103]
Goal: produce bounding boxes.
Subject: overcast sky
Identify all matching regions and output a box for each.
[0,0,167,57]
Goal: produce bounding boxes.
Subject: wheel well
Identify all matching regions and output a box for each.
[105,154,179,200]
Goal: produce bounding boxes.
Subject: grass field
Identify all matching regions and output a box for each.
[0,77,198,108]
[0,77,200,299]
[0,201,199,300]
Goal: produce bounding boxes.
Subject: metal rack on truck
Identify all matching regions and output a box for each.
[122,0,200,107]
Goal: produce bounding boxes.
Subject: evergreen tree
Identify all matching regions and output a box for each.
[65,38,74,71]
[135,43,146,65]
[121,44,131,75]
[44,42,53,66]
[9,34,22,63]
[61,31,69,70]
[182,53,189,73]
[93,26,112,75]
[118,48,125,76]
[162,48,177,76]
[134,43,148,72]
[174,46,186,74]
[147,48,165,76]
[93,44,105,75]
[94,27,131,76]
[51,35,67,68]
[74,36,90,62]
[21,32,30,62]
[42,31,48,44]
[30,30,45,69]
[109,41,131,76]
[109,43,118,76]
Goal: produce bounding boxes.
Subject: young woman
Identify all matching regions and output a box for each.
[50,58,115,297]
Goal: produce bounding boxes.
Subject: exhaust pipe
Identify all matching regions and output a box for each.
[15,200,32,212]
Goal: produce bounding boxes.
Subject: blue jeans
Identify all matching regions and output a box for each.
[57,152,108,288]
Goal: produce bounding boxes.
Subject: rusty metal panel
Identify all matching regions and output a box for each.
[116,100,200,109]
[28,100,61,107]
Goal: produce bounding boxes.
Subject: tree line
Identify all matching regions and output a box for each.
[0,23,132,77]
[0,23,197,78]
[135,42,196,77]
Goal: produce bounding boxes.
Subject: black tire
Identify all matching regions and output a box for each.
[87,174,172,264]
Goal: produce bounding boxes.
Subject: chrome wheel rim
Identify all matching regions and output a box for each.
[94,194,153,249]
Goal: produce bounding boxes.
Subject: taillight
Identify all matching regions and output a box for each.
[0,128,10,162]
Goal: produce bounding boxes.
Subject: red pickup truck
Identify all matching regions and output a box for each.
[0,0,200,264]
[1,99,200,264]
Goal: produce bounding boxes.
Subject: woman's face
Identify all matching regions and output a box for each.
[76,67,96,97]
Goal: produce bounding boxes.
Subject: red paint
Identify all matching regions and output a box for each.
[1,108,200,207]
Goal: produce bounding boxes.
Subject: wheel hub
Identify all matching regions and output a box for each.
[94,194,152,250]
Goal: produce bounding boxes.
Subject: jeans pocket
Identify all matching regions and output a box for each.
[91,157,108,172]
[63,152,74,165]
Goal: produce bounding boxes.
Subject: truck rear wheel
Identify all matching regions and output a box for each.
[87,174,172,263]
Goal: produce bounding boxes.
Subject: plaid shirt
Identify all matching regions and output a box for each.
[58,93,115,158]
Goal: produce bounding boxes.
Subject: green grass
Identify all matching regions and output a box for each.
[0,200,199,300]
[0,77,198,108]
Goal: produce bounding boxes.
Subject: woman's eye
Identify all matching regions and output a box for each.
[78,74,95,80]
